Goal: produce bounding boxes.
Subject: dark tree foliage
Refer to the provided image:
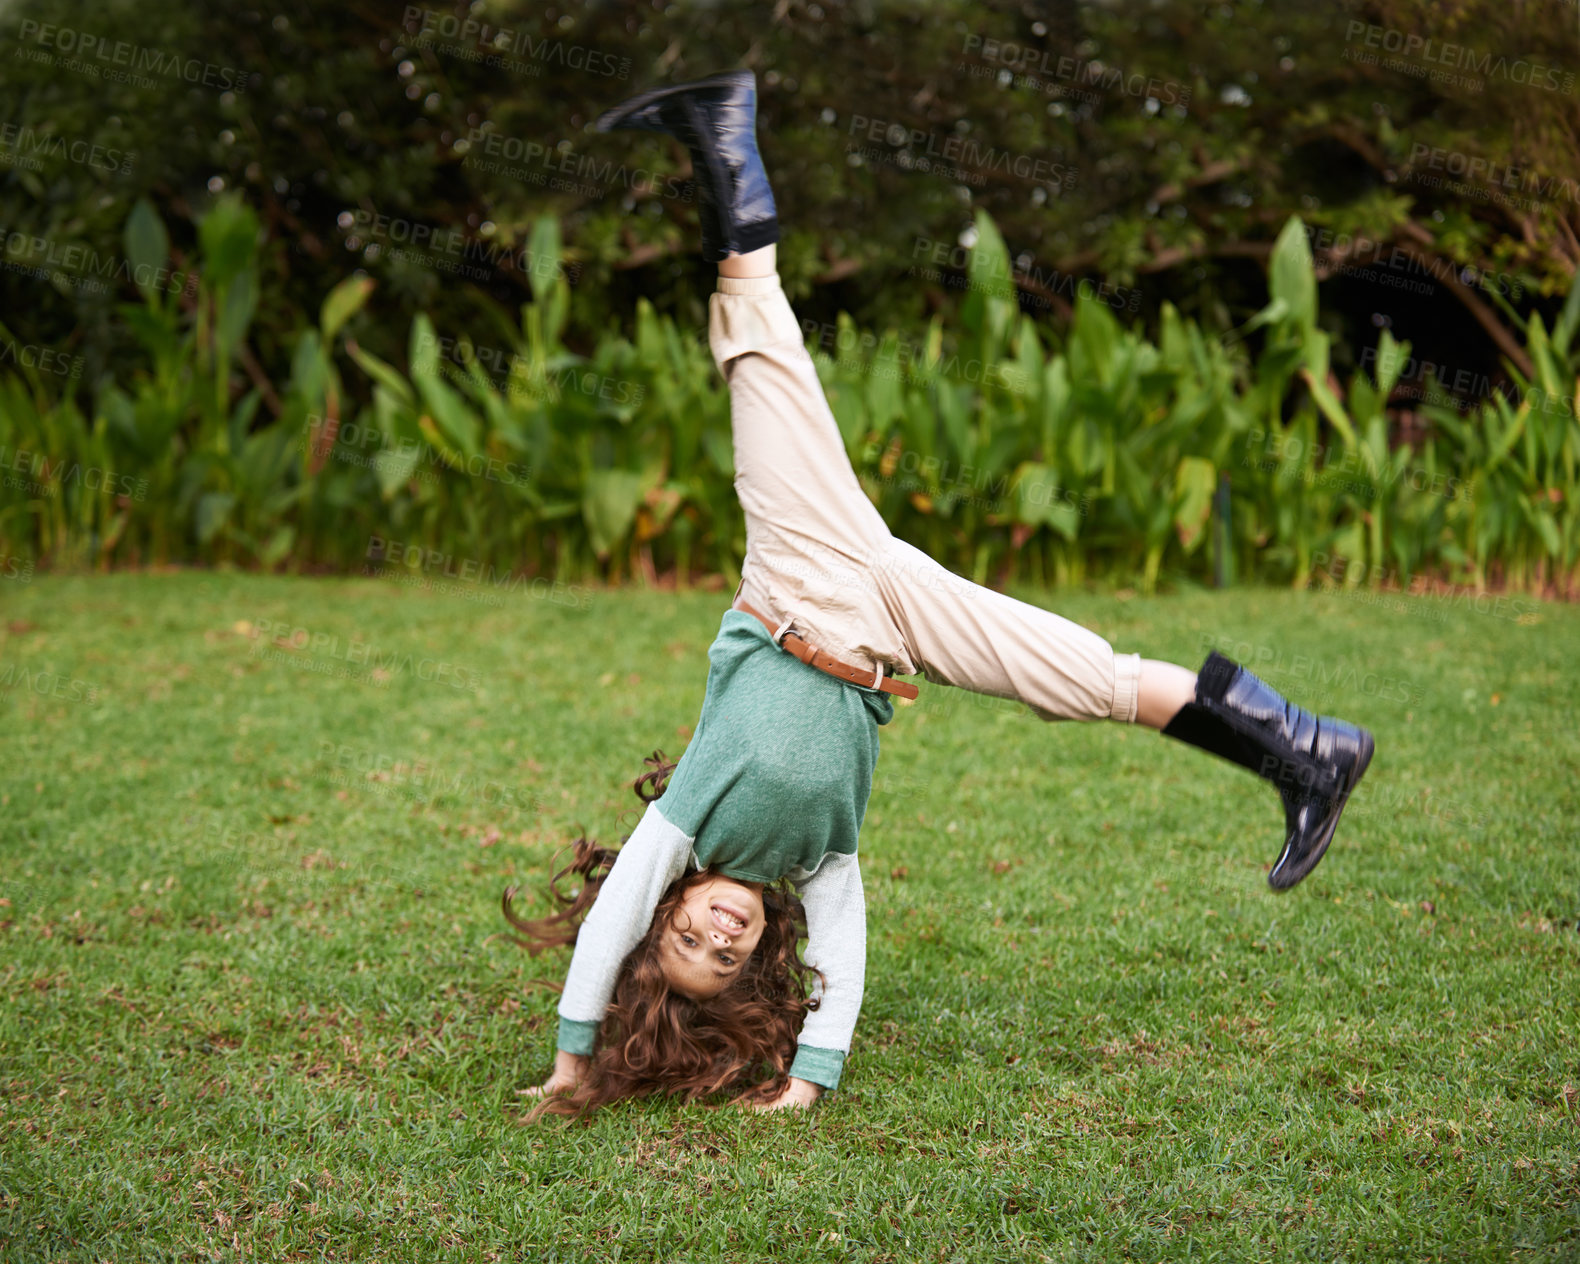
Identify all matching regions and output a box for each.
[2,0,1577,402]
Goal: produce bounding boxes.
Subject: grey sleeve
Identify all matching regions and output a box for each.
[791,850,867,1058]
[556,799,695,1031]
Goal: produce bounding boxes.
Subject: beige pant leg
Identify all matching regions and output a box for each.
[709,273,914,676]
[708,273,1139,723]
[871,537,1141,722]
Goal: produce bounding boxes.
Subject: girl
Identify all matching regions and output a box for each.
[505,71,1374,1117]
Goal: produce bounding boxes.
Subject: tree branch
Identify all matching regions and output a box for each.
[1150,155,1242,206]
[1389,241,1535,378]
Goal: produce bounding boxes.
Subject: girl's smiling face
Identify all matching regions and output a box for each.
[657,874,766,999]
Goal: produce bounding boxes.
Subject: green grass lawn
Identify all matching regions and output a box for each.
[2,572,1577,1262]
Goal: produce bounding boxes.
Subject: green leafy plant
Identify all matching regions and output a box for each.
[3,205,1577,598]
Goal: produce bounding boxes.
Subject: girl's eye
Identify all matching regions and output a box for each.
[682,935,697,947]
[720,957,735,967]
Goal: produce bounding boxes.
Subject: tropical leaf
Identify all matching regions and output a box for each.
[1268,215,1316,338]
[1173,456,1217,553]
[197,195,261,289]
[216,268,259,356]
[582,468,646,558]
[195,492,236,544]
[373,444,422,498]
[123,199,169,304]
[321,276,376,341]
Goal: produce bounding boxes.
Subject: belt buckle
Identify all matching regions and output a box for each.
[736,595,890,693]
[777,606,884,692]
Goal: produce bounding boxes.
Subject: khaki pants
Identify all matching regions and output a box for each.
[710,273,1140,724]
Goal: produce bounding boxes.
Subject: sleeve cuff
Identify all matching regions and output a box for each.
[789,1044,846,1092]
[556,1015,600,1057]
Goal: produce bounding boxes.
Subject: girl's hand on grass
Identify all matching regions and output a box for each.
[748,1076,823,1112]
[523,1050,588,1098]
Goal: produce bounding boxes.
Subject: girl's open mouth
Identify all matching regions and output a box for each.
[711,904,748,932]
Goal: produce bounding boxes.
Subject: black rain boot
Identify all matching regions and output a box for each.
[1162,651,1375,890]
[595,70,779,263]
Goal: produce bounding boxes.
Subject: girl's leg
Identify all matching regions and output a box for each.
[708,272,891,563]
[719,244,776,279]
[596,71,911,675]
[867,536,1372,888]
[867,535,1142,723]
[708,262,916,676]
[1136,660,1198,729]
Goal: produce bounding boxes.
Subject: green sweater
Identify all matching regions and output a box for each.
[554,608,893,1091]
[659,609,894,876]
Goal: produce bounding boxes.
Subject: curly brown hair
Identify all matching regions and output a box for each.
[501,751,822,1121]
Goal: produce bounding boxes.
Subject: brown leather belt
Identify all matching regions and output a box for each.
[732,598,920,699]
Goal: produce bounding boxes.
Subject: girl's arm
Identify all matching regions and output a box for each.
[552,798,695,1067]
[780,850,866,1099]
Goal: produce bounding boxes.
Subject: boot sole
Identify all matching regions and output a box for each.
[594,71,755,133]
[1268,727,1375,890]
